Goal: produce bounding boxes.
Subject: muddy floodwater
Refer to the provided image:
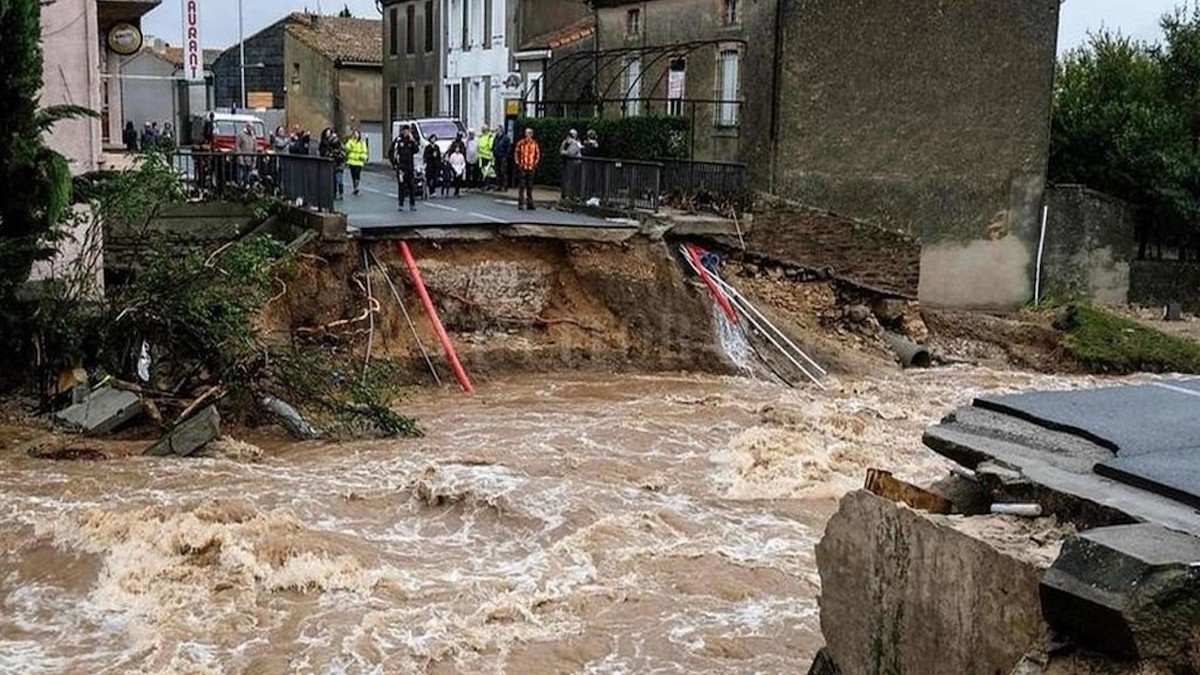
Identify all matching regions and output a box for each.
[0,368,1104,674]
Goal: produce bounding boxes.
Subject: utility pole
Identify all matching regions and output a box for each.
[239,0,247,110]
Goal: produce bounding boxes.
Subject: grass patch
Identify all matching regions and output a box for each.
[1059,304,1200,374]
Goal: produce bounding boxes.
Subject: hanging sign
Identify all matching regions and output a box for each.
[182,0,203,81]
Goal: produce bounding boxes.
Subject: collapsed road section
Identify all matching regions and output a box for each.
[810,381,1200,675]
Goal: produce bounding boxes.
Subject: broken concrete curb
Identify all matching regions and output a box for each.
[143,405,220,457]
[54,387,143,435]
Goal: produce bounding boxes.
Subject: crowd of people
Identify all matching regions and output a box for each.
[186,112,601,208]
[122,120,176,154]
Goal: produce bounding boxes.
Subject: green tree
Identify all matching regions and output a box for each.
[338,4,352,17]
[0,0,94,375]
[1048,7,1200,258]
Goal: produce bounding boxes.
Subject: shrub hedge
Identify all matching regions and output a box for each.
[514,116,690,185]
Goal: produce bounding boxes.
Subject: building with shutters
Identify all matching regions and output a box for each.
[380,0,444,149]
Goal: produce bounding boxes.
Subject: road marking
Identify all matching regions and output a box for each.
[493,199,520,206]
[470,212,508,224]
[1150,382,1200,398]
[361,186,399,199]
[426,202,458,212]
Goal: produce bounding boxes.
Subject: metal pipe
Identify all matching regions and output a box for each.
[680,248,823,388]
[1034,204,1048,306]
[239,0,247,110]
[397,241,474,394]
[707,271,828,377]
[369,248,443,386]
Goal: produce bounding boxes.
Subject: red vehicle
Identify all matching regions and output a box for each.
[192,113,268,152]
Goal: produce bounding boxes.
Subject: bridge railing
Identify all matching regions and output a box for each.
[656,158,750,213]
[561,157,662,212]
[169,151,336,212]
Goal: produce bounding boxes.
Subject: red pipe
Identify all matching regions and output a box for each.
[686,245,738,322]
[397,241,475,394]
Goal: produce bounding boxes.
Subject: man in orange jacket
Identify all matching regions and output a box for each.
[514,128,541,211]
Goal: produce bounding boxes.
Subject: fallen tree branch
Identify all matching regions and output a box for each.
[177,385,226,423]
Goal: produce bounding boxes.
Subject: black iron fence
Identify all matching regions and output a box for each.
[561,157,662,211]
[657,158,750,212]
[561,156,749,213]
[170,152,336,212]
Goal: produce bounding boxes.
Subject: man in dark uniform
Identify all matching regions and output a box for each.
[390,126,420,211]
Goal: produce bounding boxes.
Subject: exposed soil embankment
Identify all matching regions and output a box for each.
[259,237,733,381]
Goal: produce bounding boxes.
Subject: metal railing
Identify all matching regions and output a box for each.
[170,151,336,212]
[561,157,662,211]
[657,158,750,212]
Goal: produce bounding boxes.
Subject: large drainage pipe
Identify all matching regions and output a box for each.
[886,333,932,369]
[397,241,475,394]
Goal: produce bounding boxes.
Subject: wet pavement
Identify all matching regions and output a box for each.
[341,169,624,231]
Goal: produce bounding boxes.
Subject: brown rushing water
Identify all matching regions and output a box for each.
[0,368,1107,674]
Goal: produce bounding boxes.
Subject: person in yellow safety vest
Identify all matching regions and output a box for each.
[478,124,496,191]
[345,129,369,196]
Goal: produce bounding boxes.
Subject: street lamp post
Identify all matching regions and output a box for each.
[238,0,246,110]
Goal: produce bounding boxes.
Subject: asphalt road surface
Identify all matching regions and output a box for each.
[341,169,620,230]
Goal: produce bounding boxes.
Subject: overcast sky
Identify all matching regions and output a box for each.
[142,0,1187,53]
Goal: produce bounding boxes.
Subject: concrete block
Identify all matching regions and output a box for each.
[144,405,220,457]
[55,387,142,435]
[816,490,1047,675]
[1040,524,1200,664]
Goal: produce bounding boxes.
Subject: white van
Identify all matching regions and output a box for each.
[390,117,467,161]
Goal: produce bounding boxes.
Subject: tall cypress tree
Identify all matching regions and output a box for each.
[0,0,92,377]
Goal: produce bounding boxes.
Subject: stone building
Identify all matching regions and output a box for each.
[213,14,384,160]
[521,0,1061,308]
[120,40,219,138]
[381,0,443,148]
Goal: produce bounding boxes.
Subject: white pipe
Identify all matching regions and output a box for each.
[1034,204,1048,306]
[991,503,1042,517]
[681,249,824,389]
[239,0,247,110]
[708,271,828,377]
[369,248,443,386]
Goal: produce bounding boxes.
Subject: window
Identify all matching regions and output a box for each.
[461,0,469,49]
[291,62,301,85]
[406,4,416,54]
[389,86,398,121]
[667,58,685,116]
[389,7,398,55]
[624,57,641,117]
[717,49,739,126]
[448,83,462,118]
[425,1,434,52]
[424,84,435,116]
[483,0,493,48]
[626,8,640,36]
[406,85,415,115]
[722,0,738,25]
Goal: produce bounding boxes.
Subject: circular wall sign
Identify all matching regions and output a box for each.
[107,23,143,56]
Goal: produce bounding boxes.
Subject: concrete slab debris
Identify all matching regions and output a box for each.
[143,405,220,457]
[54,387,143,435]
[1040,523,1200,665]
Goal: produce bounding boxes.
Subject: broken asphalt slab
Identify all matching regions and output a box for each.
[54,387,142,435]
[1041,523,1200,665]
[143,405,220,457]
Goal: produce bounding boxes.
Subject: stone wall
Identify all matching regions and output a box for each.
[1040,186,1136,306]
[770,0,1061,307]
[1130,262,1200,313]
[213,20,287,111]
[748,200,921,296]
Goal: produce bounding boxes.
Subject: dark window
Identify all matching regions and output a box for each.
[406,4,416,54]
[722,0,738,25]
[626,9,640,36]
[389,85,398,121]
[406,85,415,115]
[291,62,300,85]
[424,0,434,52]
[483,0,492,48]
[424,84,434,116]
[389,7,398,55]
[461,0,468,49]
